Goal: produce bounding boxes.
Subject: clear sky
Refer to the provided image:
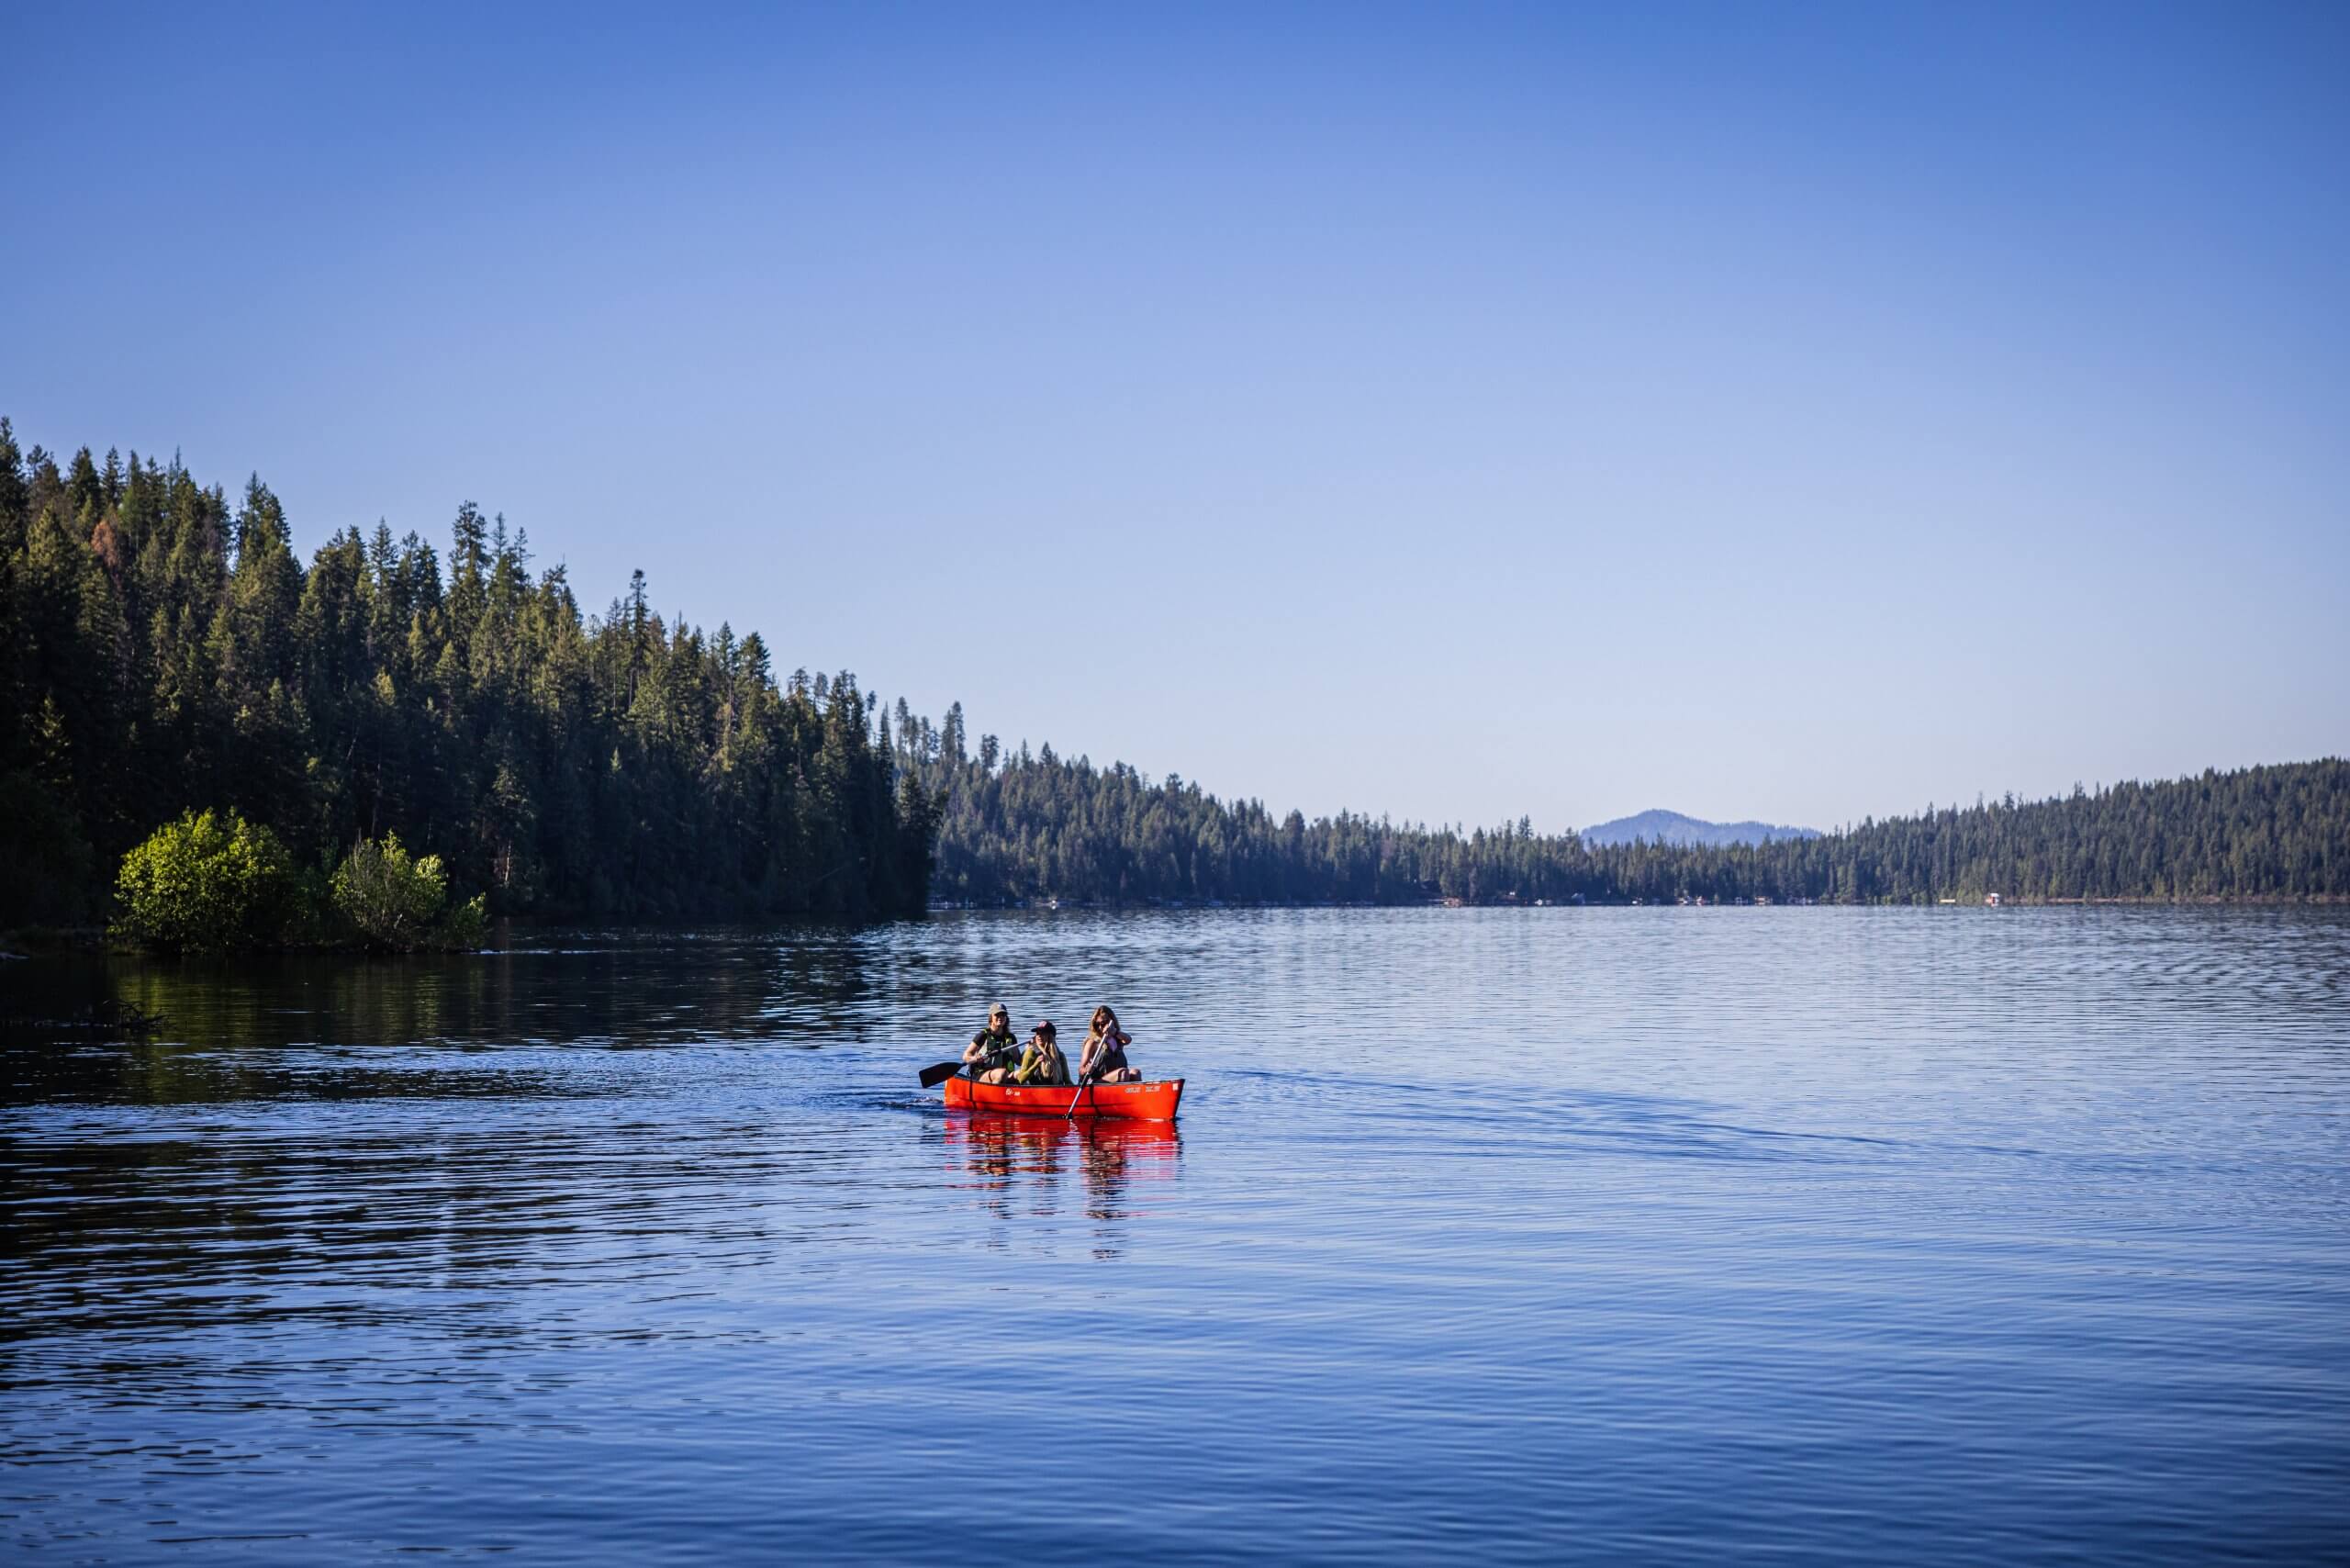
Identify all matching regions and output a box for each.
[5,1,2344,831]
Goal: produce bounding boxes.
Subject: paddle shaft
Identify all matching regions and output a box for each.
[1067,1032,1122,1116]
[920,1038,1016,1089]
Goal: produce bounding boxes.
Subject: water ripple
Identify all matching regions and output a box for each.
[3,908,2347,1563]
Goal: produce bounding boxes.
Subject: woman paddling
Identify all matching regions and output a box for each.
[1078,1005,1140,1084]
[963,1002,1021,1083]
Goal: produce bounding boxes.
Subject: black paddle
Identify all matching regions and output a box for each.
[1069,1028,1130,1116]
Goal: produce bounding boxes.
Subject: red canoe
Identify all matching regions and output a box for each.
[944,1074,1185,1122]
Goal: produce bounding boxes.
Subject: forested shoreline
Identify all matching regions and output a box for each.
[0,423,934,928]
[4,421,2344,930]
[891,729,2347,907]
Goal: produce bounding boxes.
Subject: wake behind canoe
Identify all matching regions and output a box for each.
[945,1074,1184,1121]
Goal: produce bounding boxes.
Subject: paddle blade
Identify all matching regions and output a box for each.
[917,1060,965,1089]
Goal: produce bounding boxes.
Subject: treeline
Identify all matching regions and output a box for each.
[892,723,1583,904]
[0,421,934,927]
[7,419,2342,928]
[881,716,2347,905]
[1567,762,2349,903]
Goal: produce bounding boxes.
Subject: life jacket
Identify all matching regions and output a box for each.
[970,1026,1018,1070]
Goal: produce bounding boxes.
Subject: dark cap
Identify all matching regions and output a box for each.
[1033,1019,1057,1039]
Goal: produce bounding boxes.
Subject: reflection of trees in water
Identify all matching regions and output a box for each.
[943,1114,1181,1246]
[6,917,1237,1100]
[88,932,884,1050]
[104,952,465,1047]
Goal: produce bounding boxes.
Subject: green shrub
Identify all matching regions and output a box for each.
[330,834,486,951]
[113,810,299,952]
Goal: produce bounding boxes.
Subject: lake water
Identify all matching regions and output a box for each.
[4,908,2347,1563]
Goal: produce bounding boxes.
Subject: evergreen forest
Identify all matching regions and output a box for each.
[0,422,934,927]
[4,420,2343,929]
[892,730,2348,907]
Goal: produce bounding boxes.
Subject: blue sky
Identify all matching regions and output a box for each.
[5,2,2344,830]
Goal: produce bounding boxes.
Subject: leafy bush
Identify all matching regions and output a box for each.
[112,810,299,952]
[330,834,487,951]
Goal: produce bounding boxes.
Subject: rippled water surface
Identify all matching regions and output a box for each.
[5,908,2347,1563]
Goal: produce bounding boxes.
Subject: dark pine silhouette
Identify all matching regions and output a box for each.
[887,723,2346,908]
[0,422,934,926]
[6,420,2343,925]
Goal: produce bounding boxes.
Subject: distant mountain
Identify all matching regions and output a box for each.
[1581,809,1821,848]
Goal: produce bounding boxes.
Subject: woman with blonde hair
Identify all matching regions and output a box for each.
[1078,1005,1140,1083]
[1012,1020,1070,1086]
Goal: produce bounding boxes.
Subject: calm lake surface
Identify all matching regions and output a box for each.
[5,908,2347,1563]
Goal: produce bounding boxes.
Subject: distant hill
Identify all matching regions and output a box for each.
[1581,810,1821,848]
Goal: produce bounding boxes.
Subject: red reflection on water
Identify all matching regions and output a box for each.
[944,1112,1181,1224]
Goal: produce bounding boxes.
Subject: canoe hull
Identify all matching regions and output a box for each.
[944,1074,1184,1122]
